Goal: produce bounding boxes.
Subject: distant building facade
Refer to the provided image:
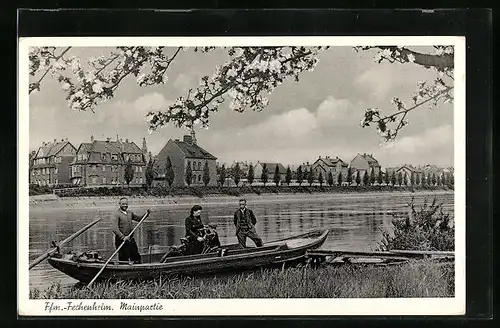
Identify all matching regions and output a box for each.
[350,153,381,177]
[30,139,77,186]
[396,165,423,184]
[69,136,146,187]
[253,162,287,183]
[312,156,349,180]
[153,131,217,187]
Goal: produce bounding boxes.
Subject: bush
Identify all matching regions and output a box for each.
[379,197,454,251]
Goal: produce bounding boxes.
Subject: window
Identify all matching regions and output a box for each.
[55,179,58,185]
[55,168,58,174]
[55,157,61,164]
[102,165,106,172]
[139,166,142,172]
[103,177,106,184]
[112,154,118,161]
[187,161,191,168]
[92,177,97,184]
[101,154,106,161]
[92,165,97,171]
[140,178,143,184]
[198,175,201,182]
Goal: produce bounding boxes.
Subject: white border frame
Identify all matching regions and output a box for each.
[18,36,466,316]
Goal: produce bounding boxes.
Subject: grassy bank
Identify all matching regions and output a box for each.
[30,260,454,299]
[32,184,453,198]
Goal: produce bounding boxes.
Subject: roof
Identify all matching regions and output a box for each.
[77,140,143,155]
[362,154,379,165]
[397,165,422,173]
[174,140,217,160]
[34,141,72,158]
[316,157,348,167]
[257,162,287,174]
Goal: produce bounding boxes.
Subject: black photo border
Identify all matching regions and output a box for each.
[5,6,493,327]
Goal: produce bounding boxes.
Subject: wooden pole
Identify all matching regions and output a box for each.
[29,217,102,270]
[86,210,150,288]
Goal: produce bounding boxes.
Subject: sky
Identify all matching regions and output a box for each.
[28,46,454,168]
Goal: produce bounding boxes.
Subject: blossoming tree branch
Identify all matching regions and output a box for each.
[29,45,454,141]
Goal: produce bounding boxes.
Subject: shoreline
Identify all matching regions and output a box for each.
[29,189,454,211]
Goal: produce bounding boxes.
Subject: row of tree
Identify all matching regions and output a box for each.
[141,157,454,188]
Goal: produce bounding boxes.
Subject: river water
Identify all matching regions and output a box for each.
[28,191,454,290]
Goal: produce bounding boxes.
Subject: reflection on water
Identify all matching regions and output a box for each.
[29,192,454,289]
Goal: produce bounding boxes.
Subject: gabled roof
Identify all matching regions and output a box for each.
[362,154,379,165]
[257,162,287,174]
[397,165,422,173]
[35,141,73,158]
[173,140,217,160]
[315,157,348,167]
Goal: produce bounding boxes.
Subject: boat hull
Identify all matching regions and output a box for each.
[47,229,329,284]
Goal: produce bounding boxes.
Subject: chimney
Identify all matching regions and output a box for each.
[183,135,193,144]
[54,139,57,143]
[106,137,111,142]
[190,128,197,145]
[142,137,147,152]
[125,138,129,143]
[91,135,94,142]
[116,135,119,141]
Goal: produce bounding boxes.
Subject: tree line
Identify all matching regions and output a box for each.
[143,157,454,189]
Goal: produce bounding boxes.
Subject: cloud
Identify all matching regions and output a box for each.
[173,73,196,93]
[373,125,454,166]
[355,65,394,101]
[96,92,172,126]
[381,125,453,154]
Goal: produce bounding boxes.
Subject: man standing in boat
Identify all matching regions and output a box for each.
[112,197,144,264]
[234,199,264,248]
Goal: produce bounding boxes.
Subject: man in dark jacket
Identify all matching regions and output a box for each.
[233,199,263,248]
[112,197,144,264]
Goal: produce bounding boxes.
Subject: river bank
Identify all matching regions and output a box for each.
[30,260,454,299]
[29,188,454,211]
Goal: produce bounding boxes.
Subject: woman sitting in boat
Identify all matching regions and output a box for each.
[184,205,221,255]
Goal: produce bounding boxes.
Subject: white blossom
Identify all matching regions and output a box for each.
[407,53,415,63]
[61,82,71,91]
[381,48,392,57]
[226,67,238,77]
[435,47,444,56]
[234,48,244,57]
[162,74,169,84]
[136,73,146,84]
[170,107,180,115]
[85,71,96,82]
[74,90,84,99]
[92,81,104,93]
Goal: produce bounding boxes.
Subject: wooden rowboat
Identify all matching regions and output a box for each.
[47,229,329,284]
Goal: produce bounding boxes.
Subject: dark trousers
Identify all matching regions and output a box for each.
[114,236,141,263]
[236,227,263,248]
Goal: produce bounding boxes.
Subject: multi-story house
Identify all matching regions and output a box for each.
[350,153,381,178]
[30,139,77,186]
[253,162,287,184]
[69,136,147,187]
[396,165,423,184]
[153,131,217,187]
[311,156,349,180]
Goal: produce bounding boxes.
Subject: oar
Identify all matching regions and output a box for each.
[29,217,103,270]
[87,210,151,288]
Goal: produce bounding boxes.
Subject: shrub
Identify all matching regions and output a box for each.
[379,197,454,251]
